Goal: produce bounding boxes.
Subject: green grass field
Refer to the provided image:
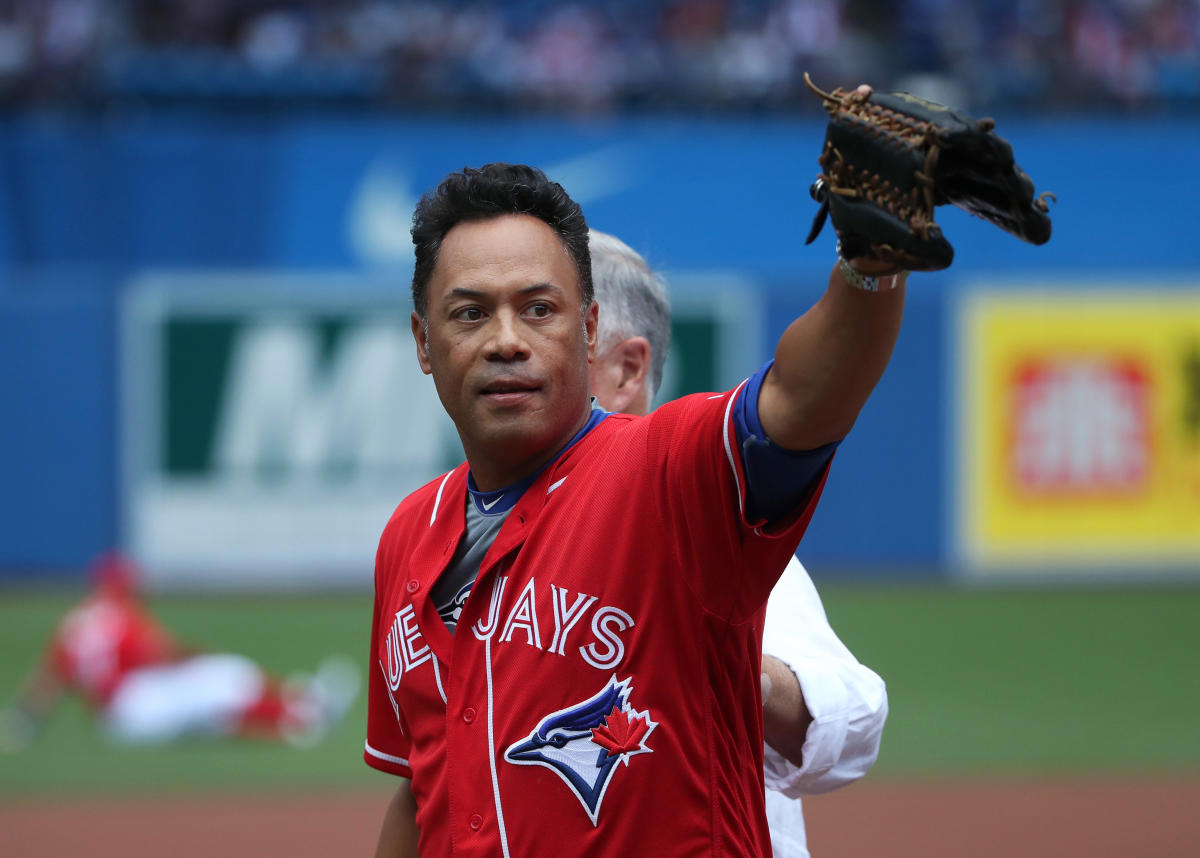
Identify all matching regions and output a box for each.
[2,585,1198,796]
[820,586,1200,776]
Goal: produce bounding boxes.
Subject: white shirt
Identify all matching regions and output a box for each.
[761,556,889,857]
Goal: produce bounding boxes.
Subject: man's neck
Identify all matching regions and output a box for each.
[464,405,596,492]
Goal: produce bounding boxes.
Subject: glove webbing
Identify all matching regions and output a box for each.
[805,73,943,242]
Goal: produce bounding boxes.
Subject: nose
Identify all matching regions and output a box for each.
[485,309,530,362]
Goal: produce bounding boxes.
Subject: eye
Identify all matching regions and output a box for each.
[454,307,484,322]
[526,302,553,319]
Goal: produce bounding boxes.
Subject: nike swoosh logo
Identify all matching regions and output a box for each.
[481,495,503,511]
[547,477,569,494]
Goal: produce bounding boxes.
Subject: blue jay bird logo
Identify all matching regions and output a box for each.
[435,580,474,632]
[504,676,657,825]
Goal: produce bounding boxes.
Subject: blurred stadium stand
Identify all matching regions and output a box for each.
[0,0,1197,114]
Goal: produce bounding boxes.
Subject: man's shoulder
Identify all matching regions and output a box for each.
[555,391,741,482]
[640,388,742,440]
[550,411,645,476]
[381,463,468,537]
[657,388,740,415]
[597,389,737,434]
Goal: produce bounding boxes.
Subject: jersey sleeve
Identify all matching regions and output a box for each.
[642,384,832,622]
[761,557,888,797]
[732,360,838,524]
[364,537,414,779]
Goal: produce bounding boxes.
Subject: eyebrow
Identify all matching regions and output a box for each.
[444,282,565,302]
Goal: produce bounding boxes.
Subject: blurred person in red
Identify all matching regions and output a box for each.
[0,551,358,752]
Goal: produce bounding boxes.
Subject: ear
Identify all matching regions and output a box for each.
[584,300,600,362]
[607,336,652,414]
[411,311,433,375]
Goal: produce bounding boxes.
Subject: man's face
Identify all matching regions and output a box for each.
[413,214,597,489]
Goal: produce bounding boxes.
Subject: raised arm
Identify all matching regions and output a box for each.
[758,259,906,451]
[762,73,1053,451]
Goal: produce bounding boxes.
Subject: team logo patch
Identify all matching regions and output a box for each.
[435,580,473,631]
[504,676,657,826]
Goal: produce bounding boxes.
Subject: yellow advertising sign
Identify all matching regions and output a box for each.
[960,291,1200,570]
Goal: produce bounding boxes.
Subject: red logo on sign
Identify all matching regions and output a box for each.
[1009,357,1151,495]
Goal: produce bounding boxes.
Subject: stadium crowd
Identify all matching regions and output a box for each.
[0,0,1196,112]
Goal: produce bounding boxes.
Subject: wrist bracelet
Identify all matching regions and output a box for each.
[836,251,907,292]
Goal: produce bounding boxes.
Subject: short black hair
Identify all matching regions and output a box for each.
[411,163,592,318]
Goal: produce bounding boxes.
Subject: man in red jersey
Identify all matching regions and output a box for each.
[0,552,357,751]
[365,159,906,856]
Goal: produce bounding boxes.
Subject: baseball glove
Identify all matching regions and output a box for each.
[803,74,1054,272]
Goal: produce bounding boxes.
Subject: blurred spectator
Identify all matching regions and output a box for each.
[0,0,1196,113]
[517,5,618,110]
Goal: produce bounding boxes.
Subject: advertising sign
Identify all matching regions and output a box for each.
[122,273,761,588]
[959,290,1200,573]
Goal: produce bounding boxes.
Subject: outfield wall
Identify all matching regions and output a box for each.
[1,115,1197,583]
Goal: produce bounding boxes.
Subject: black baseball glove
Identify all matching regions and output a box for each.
[803,74,1054,272]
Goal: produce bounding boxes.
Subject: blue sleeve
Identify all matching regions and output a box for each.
[733,360,839,524]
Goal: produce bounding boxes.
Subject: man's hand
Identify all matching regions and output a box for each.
[761,655,812,769]
[375,779,420,858]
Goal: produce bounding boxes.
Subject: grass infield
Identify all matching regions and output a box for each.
[1,585,1197,796]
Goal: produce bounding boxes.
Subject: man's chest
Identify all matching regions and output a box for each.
[379,507,677,707]
[378,496,711,826]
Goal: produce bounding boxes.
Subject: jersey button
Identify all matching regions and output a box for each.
[462,707,477,724]
[469,813,483,831]
[406,579,420,594]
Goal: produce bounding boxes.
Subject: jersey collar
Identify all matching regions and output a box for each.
[466,402,609,516]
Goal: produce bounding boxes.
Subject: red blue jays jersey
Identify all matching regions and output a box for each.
[365,384,828,856]
[48,594,177,708]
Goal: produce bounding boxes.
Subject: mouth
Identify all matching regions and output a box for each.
[479,378,542,405]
